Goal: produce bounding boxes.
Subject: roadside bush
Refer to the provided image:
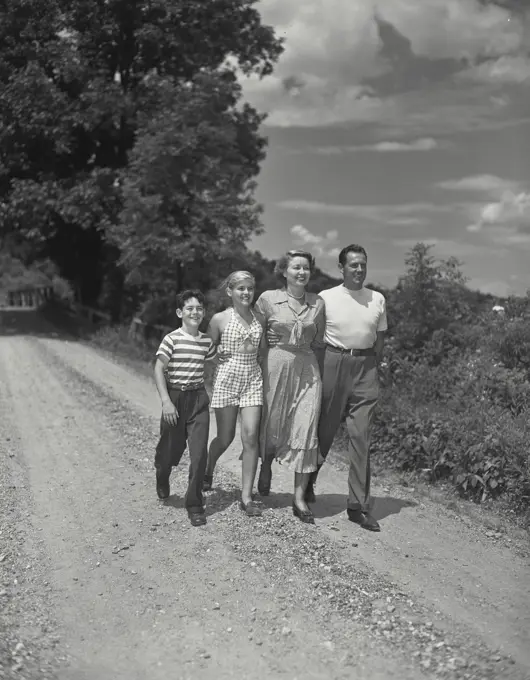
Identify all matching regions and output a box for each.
[369,356,530,515]
[491,318,530,373]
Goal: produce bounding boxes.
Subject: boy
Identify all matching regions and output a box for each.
[154,290,216,527]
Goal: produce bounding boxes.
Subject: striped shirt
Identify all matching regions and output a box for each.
[156,328,216,389]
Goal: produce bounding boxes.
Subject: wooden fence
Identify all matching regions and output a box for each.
[0,285,55,309]
[61,301,112,326]
[1,284,172,342]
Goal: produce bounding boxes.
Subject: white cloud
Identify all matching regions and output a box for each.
[458,55,530,84]
[468,278,515,297]
[280,199,456,222]
[391,236,497,258]
[290,224,340,258]
[466,190,530,245]
[242,0,526,128]
[437,174,520,195]
[307,137,440,154]
[371,138,439,151]
[291,224,322,245]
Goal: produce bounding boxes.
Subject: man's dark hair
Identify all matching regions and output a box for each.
[338,244,367,266]
[176,289,205,310]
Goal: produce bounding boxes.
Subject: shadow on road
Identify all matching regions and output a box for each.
[163,487,240,518]
[371,495,418,521]
[258,490,418,523]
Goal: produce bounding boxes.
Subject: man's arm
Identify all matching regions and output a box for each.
[311,298,326,376]
[374,331,385,364]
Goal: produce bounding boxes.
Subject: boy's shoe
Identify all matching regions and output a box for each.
[188,511,207,527]
[156,477,170,500]
[203,474,213,491]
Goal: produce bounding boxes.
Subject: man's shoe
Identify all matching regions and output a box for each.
[189,511,207,527]
[203,474,213,491]
[347,509,380,532]
[156,478,170,500]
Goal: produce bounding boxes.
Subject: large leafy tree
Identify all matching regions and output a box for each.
[0,0,282,311]
[112,70,266,313]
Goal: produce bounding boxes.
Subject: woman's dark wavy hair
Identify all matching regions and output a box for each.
[274,250,316,284]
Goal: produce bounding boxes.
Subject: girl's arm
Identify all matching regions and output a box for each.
[207,313,222,346]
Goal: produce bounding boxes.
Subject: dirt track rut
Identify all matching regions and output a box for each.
[0,310,529,680]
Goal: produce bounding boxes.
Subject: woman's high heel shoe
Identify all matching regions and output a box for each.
[292,501,315,524]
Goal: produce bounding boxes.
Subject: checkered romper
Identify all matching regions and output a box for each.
[211,308,263,409]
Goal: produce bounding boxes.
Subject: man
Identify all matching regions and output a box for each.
[266,243,387,532]
[309,244,387,531]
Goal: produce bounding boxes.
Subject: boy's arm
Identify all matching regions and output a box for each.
[154,355,178,426]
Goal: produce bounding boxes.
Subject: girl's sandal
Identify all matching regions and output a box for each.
[239,500,262,517]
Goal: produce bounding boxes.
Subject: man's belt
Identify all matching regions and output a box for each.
[325,344,375,356]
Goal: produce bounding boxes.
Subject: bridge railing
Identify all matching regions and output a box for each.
[0,285,55,309]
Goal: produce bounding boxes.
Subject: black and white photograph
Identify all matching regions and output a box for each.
[0,1,529,678]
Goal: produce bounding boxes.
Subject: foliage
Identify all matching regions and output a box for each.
[388,243,472,361]
[111,70,266,303]
[490,318,530,374]
[0,0,283,309]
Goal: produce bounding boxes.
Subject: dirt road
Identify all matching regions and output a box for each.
[1,310,529,680]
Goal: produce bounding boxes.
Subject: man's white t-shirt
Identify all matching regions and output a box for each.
[318,285,387,350]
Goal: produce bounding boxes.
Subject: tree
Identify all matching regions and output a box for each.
[0,0,282,312]
[111,70,266,313]
[391,243,470,352]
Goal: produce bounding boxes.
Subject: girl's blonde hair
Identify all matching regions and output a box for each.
[218,270,256,294]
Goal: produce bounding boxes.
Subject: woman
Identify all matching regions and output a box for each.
[204,271,263,517]
[254,250,325,524]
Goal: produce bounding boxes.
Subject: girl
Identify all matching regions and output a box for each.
[254,250,325,524]
[203,271,263,517]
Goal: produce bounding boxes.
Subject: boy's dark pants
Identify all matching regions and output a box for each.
[313,348,379,512]
[154,386,210,513]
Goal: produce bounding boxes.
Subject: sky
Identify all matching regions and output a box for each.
[243,0,530,297]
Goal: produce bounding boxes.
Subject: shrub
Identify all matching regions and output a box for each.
[491,318,530,373]
[355,344,530,517]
